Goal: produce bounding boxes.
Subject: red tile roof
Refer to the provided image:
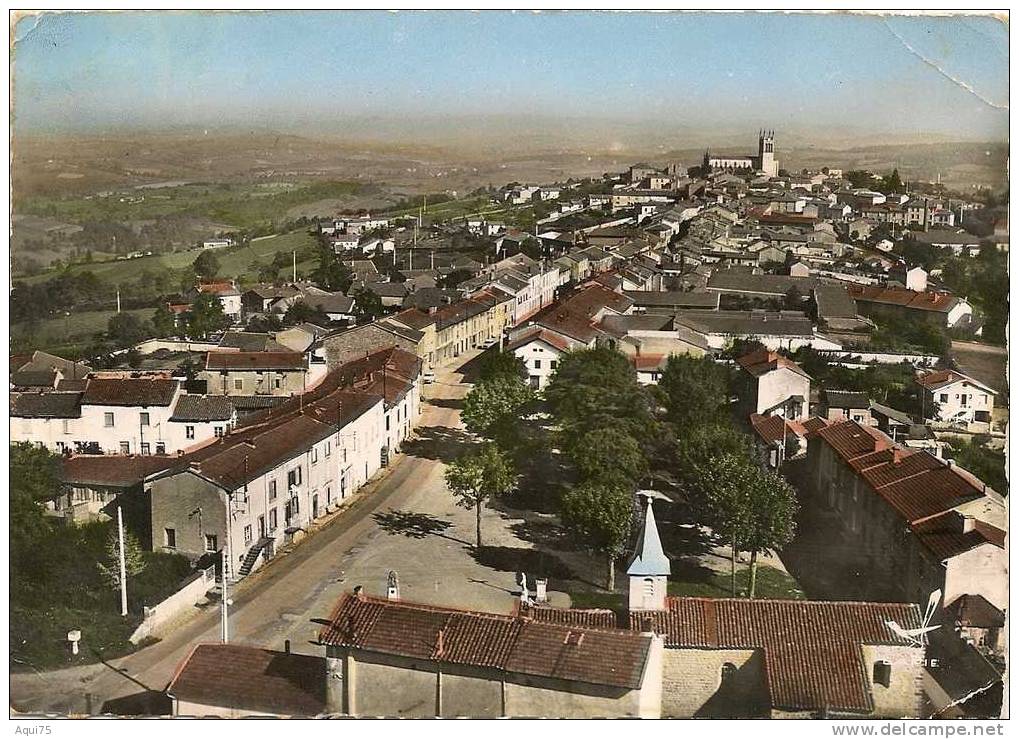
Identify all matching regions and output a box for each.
[634,597,921,714]
[520,604,619,630]
[168,643,326,716]
[814,421,989,525]
[945,594,1004,629]
[737,349,810,379]
[911,511,1005,561]
[81,376,180,407]
[846,284,960,314]
[205,351,307,371]
[749,413,807,444]
[319,592,651,690]
[916,369,995,394]
[505,326,575,354]
[61,454,179,488]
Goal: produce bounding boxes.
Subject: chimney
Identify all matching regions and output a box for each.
[640,616,656,636]
[284,639,291,654]
[961,515,976,534]
[892,448,906,466]
[435,628,445,658]
[353,585,364,599]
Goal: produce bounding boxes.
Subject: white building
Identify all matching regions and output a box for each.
[736,349,811,420]
[917,370,996,430]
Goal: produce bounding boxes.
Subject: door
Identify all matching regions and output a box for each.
[312,494,319,520]
[257,515,266,539]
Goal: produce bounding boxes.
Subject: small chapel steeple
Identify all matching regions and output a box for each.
[627,492,671,612]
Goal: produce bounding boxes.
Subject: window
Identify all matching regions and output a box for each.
[550,360,557,370]
[386,415,391,431]
[155,442,166,455]
[140,412,150,427]
[268,508,277,531]
[720,662,737,685]
[234,379,244,391]
[269,479,277,500]
[186,425,195,440]
[326,486,332,505]
[873,660,892,688]
[325,440,331,457]
[533,359,541,369]
[104,412,115,428]
[288,467,302,488]
[243,525,252,545]
[939,394,949,403]
[119,441,130,455]
[62,419,71,435]
[311,447,319,464]
[164,528,176,548]
[214,426,224,437]
[204,534,218,552]
[274,378,283,390]
[291,496,300,515]
[140,442,151,455]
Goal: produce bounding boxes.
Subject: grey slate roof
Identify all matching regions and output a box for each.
[622,290,720,310]
[823,389,871,409]
[674,309,817,337]
[171,395,236,422]
[813,284,859,319]
[707,271,818,297]
[11,392,83,419]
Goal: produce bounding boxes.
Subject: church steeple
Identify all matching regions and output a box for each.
[627,493,670,612]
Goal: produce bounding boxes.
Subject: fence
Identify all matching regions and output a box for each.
[129,564,218,644]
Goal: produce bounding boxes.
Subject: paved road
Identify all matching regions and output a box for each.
[11,350,531,716]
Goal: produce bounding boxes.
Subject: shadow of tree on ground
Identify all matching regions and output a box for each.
[425,396,465,411]
[472,545,575,580]
[401,425,474,463]
[101,690,171,716]
[372,509,470,546]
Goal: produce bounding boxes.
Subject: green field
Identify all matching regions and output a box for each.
[11,307,153,356]
[18,180,375,231]
[17,229,319,288]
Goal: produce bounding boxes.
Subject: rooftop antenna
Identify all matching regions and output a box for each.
[884,589,942,647]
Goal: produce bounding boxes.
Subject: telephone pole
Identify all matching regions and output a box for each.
[117,507,128,617]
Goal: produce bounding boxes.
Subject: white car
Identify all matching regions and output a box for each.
[482,338,499,349]
[422,372,436,384]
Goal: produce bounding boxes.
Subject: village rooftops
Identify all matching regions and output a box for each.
[945,594,1005,630]
[219,332,285,352]
[916,369,996,394]
[318,591,653,691]
[205,351,308,371]
[750,414,830,444]
[168,643,327,716]
[621,290,720,310]
[706,271,818,297]
[736,348,810,379]
[526,597,921,715]
[81,374,180,407]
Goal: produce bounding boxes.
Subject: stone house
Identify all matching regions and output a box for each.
[317,591,663,718]
[200,351,319,397]
[820,389,874,425]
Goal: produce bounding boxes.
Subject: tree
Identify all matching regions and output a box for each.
[657,354,730,428]
[312,254,354,292]
[283,300,329,327]
[784,285,804,310]
[740,470,798,598]
[672,423,756,509]
[152,304,177,338]
[476,350,527,384]
[96,527,147,593]
[353,288,385,321]
[193,250,220,279]
[10,443,60,554]
[257,261,280,284]
[545,346,654,447]
[186,292,229,338]
[461,376,533,449]
[882,168,905,194]
[560,481,633,590]
[445,444,516,547]
[699,452,756,596]
[437,268,474,289]
[107,312,150,348]
[569,427,647,488]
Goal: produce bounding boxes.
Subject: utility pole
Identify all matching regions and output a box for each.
[220,547,229,643]
[116,287,121,314]
[117,507,128,617]
[292,250,297,284]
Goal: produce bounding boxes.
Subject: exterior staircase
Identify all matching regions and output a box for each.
[238,537,273,577]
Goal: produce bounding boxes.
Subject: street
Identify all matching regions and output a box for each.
[11,349,543,716]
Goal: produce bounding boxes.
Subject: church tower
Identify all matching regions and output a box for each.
[627,493,671,612]
[758,129,778,177]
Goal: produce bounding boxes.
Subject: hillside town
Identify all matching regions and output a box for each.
[10,129,1008,721]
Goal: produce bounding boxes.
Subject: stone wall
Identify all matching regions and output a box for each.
[660,648,768,718]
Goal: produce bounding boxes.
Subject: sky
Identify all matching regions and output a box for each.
[11,11,1009,141]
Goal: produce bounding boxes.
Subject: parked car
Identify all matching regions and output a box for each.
[422,371,436,384]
